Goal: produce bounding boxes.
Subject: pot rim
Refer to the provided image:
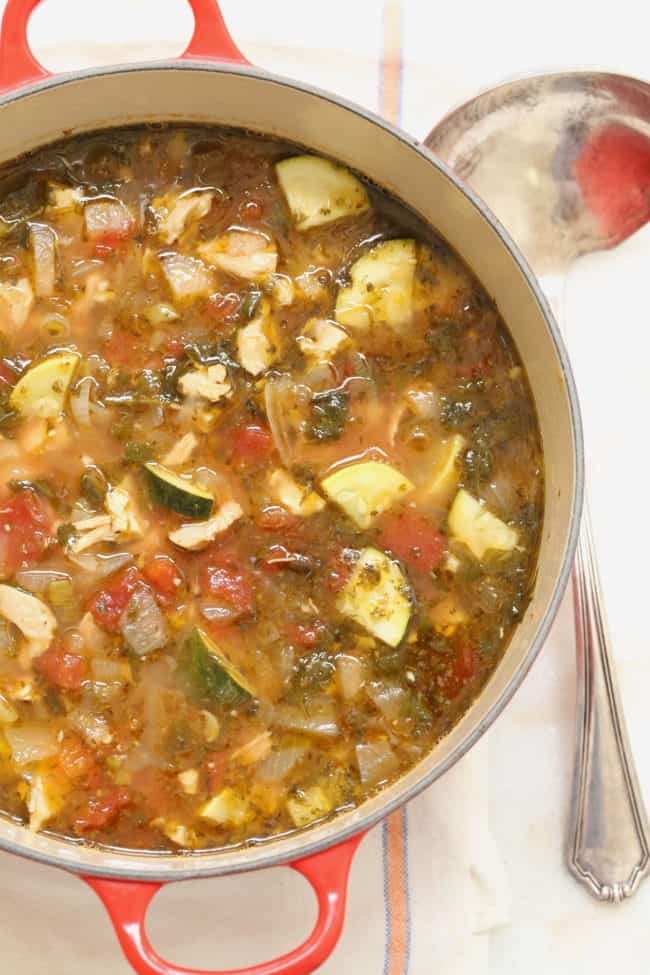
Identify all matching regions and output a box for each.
[0,58,584,881]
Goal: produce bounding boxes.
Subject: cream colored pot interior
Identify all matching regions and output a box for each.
[0,64,582,880]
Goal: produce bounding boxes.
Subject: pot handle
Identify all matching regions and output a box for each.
[83,833,364,975]
[0,0,248,93]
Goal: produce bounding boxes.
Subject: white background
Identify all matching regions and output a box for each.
[0,1,649,972]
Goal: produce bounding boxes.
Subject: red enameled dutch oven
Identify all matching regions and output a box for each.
[0,1,583,973]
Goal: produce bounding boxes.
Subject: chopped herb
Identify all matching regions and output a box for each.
[80,467,108,504]
[239,290,262,322]
[295,650,335,690]
[57,523,76,548]
[309,389,349,441]
[461,440,492,488]
[9,477,58,500]
[402,690,433,732]
[425,318,463,361]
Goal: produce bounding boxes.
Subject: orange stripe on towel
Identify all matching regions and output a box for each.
[380,0,403,125]
[385,808,408,975]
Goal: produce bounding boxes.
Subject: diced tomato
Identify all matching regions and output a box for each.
[256,505,300,533]
[88,566,144,633]
[229,423,275,467]
[59,734,98,782]
[378,512,447,574]
[200,563,253,614]
[285,621,326,648]
[36,641,88,691]
[260,544,312,575]
[74,786,132,833]
[439,640,481,699]
[165,337,187,359]
[208,291,241,327]
[143,555,183,606]
[0,359,17,387]
[0,490,53,576]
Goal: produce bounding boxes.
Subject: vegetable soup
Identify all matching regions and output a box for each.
[0,126,542,850]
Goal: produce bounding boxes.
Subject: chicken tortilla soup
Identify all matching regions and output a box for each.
[0,126,543,851]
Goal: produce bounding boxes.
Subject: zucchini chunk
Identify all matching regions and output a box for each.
[286,785,333,827]
[448,488,518,560]
[427,434,466,502]
[198,787,255,827]
[10,351,80,419]
[144,462,213,519]
[186,627,255,708]
[337,547,411,648]
[276,155,369,231]
[321,460,413,529]
[335,238,416,331]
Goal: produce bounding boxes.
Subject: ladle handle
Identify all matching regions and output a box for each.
[544,278,650,901]
[568,502,650,900]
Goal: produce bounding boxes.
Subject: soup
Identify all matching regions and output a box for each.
[0,126,542,850]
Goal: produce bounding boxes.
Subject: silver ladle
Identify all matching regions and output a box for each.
[426,71,650,902]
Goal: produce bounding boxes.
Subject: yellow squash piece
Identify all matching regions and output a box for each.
[336,547,411,648]
[448,488,518,560]
[427,434,466,502]
[321,460,413,529]
[276,155,369,231]
[198,787,255,827]
[335,238,416,331]
[10,351,80,419]
[286,785,333,827]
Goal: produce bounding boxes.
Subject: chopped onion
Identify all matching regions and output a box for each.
[405,384,440,420]
[193,466,229,495]
[15,569,69,594]
[30,223,57,297]
[84,199,134,241]
[0,692,18,724]
[200,600,244,625]
[119,587,168,657]
[90,657,129,684]
[355,740,399,786]
[273,698,339,738]
[5,723,58,765]
[336,654,365,701]
[366,682,408,723]
[70,377,99,428]
[0,617,17,656]
[264,375,293,468]
[67,550,132,581]
[230,731,272,766]
[69,707,113,745]
[200,709,220,743]
[275,644,295,685]
[257,744,307,782]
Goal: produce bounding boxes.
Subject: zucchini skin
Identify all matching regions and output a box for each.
[144,463,213,519]
[187,627,253,707]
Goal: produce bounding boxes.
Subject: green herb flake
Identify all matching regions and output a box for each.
[309,389,349,441]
